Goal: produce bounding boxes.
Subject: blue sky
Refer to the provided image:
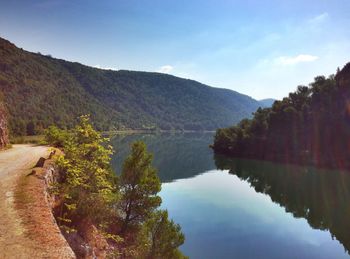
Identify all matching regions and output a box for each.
[1,0,350,99]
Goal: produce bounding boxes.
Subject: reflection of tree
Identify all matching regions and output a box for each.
[110,133,216,182]
[214,154,350,254]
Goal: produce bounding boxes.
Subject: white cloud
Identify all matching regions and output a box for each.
[94,64,117,71]
[157,65,173,74]
[308,12,329,25]
[274,54,319,65]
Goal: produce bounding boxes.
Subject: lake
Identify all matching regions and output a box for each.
[110,133,350,259]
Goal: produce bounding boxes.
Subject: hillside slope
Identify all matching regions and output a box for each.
[0,37,260,135]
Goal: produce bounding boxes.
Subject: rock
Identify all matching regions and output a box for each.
[48,150,56,159]
[64,232,91,258]
[77,218,109,259]
[0,101,9,149]
[27,169,37,176]
[35,157,46,168]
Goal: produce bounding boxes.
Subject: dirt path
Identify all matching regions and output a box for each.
[0,145,49,258]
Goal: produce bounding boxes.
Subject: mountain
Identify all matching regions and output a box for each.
[259,98,275,107]
[0,37,261,136]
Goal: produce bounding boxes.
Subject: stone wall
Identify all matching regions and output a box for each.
[30,155,76,258]
[44,152,109,258]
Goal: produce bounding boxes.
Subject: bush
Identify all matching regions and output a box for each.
[44,125,69,147]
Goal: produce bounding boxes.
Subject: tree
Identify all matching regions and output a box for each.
[26,121,36,135]
[119,141,161,233]
[142,210,187,259]
[212,68,350,169]
[44,125,68,147]
[55,115,117,225]
[45,116,187,256]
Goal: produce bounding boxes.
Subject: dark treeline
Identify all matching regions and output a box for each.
[214,155,350,254]
[212,63,350,169]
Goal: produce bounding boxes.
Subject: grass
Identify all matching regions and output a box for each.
[10,135,45,144]
[15,173,35,206]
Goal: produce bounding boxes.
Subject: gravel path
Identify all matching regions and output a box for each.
[0,144,49,258]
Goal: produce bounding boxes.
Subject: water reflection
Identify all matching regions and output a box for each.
[214,155,350,254]
[109,133,350,257]
[110,133,215,182]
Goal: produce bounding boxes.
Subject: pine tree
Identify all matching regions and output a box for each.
[143,210,187,259]
[119,141,161,233]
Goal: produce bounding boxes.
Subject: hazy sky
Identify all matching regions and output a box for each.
[1,0,350,99]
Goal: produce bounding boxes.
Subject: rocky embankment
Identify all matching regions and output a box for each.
[0,101,9,149]
[37,152,109,258]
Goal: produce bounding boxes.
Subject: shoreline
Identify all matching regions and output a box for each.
[10,130,215,144]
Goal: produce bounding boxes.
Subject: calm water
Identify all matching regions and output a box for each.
[110,133,350,259]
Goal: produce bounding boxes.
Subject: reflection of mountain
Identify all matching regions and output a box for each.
[214,155,350,254]
[110,133,215,182]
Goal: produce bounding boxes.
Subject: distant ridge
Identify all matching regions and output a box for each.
[0,37,261,135]
[259,98,276,107]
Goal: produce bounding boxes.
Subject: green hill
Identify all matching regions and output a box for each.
[0,37,260,136]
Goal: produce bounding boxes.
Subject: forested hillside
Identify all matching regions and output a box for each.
[0,37,260,136]
[212,63,350,169]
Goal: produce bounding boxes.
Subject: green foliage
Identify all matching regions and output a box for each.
[55,115,117,223]
[141,210,187,259]
[44,125,68,147]
[213,63,350,169]
[119,141,162,233]
[47,116,186,257]
[0,37,260,136]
